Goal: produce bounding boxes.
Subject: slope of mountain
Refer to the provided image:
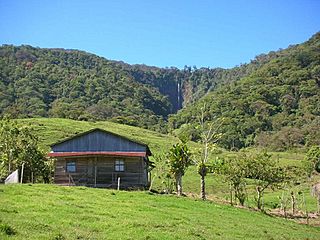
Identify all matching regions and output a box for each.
[0,45,175,131]
[0,33,319,140]
[0,42,277,131]
[170,32,320,150]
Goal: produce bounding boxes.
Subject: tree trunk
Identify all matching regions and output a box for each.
[256,187,262,210]
[200,173,206,200]
[291,191,296,215]
[176,173,182,196]
[230,183,233,206]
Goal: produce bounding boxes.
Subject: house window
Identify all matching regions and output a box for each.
[66,161,76,173]
[115,160,125,172]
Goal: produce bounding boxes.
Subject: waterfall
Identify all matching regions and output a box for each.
[177,81,180,109]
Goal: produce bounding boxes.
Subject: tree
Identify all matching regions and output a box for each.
[16,126,50,183]
[0,117,50,183]
[245,152,287,210]
[223,155,248,206]
[195,104,221,200]
[0,117,20,177]
[305,146,320,174]
[148,154,174,194]
[168,141,192,196]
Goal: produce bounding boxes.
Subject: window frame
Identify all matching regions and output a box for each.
[114,159,125,172]
[66,161,76,173]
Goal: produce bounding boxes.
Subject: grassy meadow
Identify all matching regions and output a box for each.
[1,184,320,240]
[0,118,318,239]
[18,118,318,211]
[18,118,181,153]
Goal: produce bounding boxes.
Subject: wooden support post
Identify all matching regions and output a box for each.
[94,157,97,187]
[117,177,121,190]
[94,165,97,187]
[20,163,25,184]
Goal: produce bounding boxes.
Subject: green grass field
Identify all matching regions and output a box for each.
[1,184,320,240]
[18,118,181,153]
[17,118,318,212]
[18,118,307,166]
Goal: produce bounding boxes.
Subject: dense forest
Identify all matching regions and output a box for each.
[0,46,172,131]
[169,32,320,150]
[0,41,277,131]
[0,32,319,149]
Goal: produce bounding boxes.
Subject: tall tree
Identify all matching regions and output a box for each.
[196,104,221,200]
[168,141,192,196]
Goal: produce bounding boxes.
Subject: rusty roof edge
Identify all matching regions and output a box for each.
[48,151,147,157]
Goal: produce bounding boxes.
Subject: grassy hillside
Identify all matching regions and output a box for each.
[19,118,316,201]
[18,118,181,153]
[16,118,318,212]
[1,184,319,240]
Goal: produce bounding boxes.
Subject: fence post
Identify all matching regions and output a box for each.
[94,165,97,187]
[117,177,121,190]
[20,163,25,184]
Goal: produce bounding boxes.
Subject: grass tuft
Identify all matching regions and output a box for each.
[52,233,65,240]
[0,223,16,236]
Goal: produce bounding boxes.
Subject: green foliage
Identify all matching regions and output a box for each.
[223,156,248,206]
[223,152,291,209]
[168,141,192,195]
[168,142,192,177]
[245,152,289,209]
[0,40,282,133]
[149,154,175,193]
[0,117,50,182]
[0,45,173,132]
[0,43,263,134]
[305,146,320,173]
[170,32,320,150]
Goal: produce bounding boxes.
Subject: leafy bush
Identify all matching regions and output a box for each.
[305,146,320,173]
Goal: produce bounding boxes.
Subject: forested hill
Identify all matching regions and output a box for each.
[0,33,318,134]
[0,46,173,131]
[169,32,320,150]
[0,41,280,131]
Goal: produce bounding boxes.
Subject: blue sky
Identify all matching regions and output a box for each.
[0,0,319,69]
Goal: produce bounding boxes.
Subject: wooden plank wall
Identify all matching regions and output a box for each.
[54,156,148,188]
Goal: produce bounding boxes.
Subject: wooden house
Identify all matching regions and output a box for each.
[48,128,152,189]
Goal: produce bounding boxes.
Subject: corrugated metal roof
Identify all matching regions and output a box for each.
[48,151,147,157]
[50,128,152,156]
[51,128,147,147]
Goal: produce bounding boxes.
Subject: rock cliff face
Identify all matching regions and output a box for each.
[125,64,260,114]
